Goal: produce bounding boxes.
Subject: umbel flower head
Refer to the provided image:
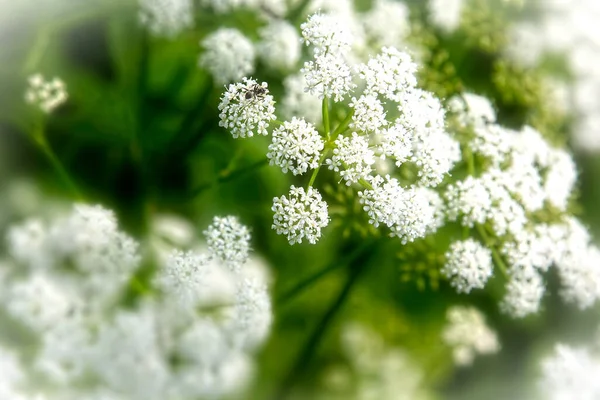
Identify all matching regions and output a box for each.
[138,0,194,38]
[1,206,272,399]
[25,74,68,113]
[218,77,276,138]
[200,28,255,84]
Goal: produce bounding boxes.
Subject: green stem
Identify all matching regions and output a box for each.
[476,224,509,277]
[188,157,269,199]
[33,126,82,200]
[307,149,330,188]
[272,242,375,400]
[331,109,355,139]
[322,97,331,139]
[277,240,373,305]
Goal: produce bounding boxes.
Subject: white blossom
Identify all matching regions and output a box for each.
[539,344,600,400]
[138,0,193,38]
[25,74,68,113]
[300,12,353,55]
[442,306,500,366]
[356,47,418,100]
[155,250,210,306]
[349,94,388,133]
[302,52,355,102]
[361,0,410,48]
[218,78,276,138]
[204,216,251,271]
[500,267,545,318]
[377,122,413,166]
[257,20,301,71]
[271,186,330,245]
[448,92,497,127]
[326,132,375,185]
[267,117,324,176]
[200,28,255,84]
[429,0,464,32]
[442,239,493,293]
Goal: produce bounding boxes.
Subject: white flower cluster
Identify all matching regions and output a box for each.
[272,186,330,245]
[538,343,600,400]
[199,28,255,84]
[257,20,301,72]
[505,0,600,150]
[444,92,600,318]
[442,306,500,366]
[138,0,193,38]
[442,238,493,293]
[218,77,276,138]
[25,74,68,113]
[0,206,272,399]
[428,0,465,33]
[219,11,460,245]
[267,117,324,176]
[200,0,287,18]
[323,322,433,400]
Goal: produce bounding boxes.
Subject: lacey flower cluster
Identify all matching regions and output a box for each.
[442,92,600,318]
[218,11,460,245]
[24,74,68,114]
[0,205,272,400]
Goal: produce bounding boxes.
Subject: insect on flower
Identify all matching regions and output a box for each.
[243,83,267,101]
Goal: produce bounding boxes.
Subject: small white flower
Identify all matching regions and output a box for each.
[25,74,68,113]
[442,306,500,366]
[200,28,255,84]
[500,267,545,318]
[138,0,193,38]
[326,132,375,185]
[448,92,497,127]
[204,216,251,271]
[218,78,276,138]
[377,122,413,166]
[155,250,210,306]
[302,52,356,102]
[411,130,461,187]
[442,239,493,293]
[267,117,324,176]
[271,186,330,245]
[544,149,577,211]
[349,94,388,133]
[361,0,410,48]
[429,0,464,33]
[300,12,353,55]
[257,20,301,71]
[538,344,600,400]
[229,278,272,349]
[471,124,515,166]
[356,47,418,100]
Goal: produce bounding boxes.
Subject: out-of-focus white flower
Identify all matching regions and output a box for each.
[200,28,255,84]
[442,306,500,366]
[138,0,193,38]
[442,238,493,293]
[218,78,276,138]
[200,0,287,18]
[25,74,68,113]
[257,20,301,71]
[538,344,600,400]
[155,250,210,306]
[428,0,464,33]
[326,132,375,186]
[448,92,497,127]
[204,215,251,271]
[280,73,322,125]
[361,0,410,48]
[300,12,353,55]
[271,186,330,245]
[500,267,545,318]
[267,117,324,176]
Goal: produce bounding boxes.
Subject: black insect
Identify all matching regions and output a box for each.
[243,84,267,100]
